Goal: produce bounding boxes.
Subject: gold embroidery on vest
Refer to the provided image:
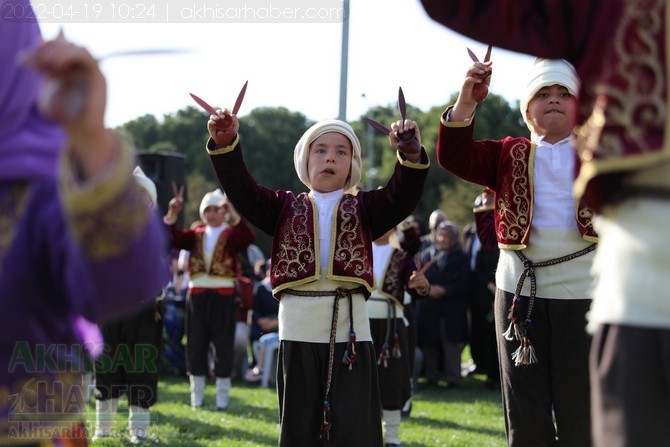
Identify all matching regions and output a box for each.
[334,195,370,277]
[382,249,404,300]
[578,206,596,231]
[579,0,665,160]
[275,198,314,280]
[190,233,205,274]
[497,141,531,243]
[210,231,235,276]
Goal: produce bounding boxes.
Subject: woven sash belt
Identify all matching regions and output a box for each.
[502,243,597,366]
[283,286,367,441]
[368,297,402,367]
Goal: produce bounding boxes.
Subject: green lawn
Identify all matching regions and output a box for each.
[86,373,506,446]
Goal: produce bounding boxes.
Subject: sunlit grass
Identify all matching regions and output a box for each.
[86,371,506,446]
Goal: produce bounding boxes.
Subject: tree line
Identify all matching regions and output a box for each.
[117,93,527,255]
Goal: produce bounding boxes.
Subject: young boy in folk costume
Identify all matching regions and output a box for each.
[437,58,598,446]
[419,2,670,445]
[0,6,169,445]
[204,109,429,446]
[163,188,255,411]
[368,225,430,447]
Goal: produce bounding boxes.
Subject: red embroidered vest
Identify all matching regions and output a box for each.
[377,249,408,308]
[496,139,598,249]
[270,193,373,297]
[189,228,239,278]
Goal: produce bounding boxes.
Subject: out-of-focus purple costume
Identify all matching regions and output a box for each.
[0,6,169,445]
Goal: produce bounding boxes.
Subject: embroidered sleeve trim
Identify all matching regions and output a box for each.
[206,135,240,155]
[440,107,475,127]
[397,147,430,169]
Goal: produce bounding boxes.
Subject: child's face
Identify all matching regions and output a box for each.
[307,132,352,193]
[526,84,577,143]
[202,205,225,227]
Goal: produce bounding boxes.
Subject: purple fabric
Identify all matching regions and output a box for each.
[0,0,65,181]
[0,5,172,440]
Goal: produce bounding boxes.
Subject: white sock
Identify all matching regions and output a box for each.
[128,405,150,439]
[189,375,206,408]
[383,409,402,445]
[81,371,93,404]
[215,377,231,410]
[95,398,119,437]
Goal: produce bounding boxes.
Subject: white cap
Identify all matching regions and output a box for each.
[293,119,362,194]
[133,166,157,206]
[520,58,580,138]
[199,188,225,221]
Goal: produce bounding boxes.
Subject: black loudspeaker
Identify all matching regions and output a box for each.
[137,151,187,228]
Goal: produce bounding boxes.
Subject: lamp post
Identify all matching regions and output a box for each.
[338,0,350,121]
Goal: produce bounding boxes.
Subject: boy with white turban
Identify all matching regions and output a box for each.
[436,58,598,446]
[205,111,429,446]
[164,187,255,411]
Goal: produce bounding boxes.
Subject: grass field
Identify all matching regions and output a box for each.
[86,371,507,447]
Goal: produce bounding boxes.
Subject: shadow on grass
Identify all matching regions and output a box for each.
[150,374,280,445]
[399,375,506,446]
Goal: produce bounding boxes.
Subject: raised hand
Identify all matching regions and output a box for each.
[220,194,240,225]
[21,29,115,178]
[465,45,493,103]
[164,181,185,225]
[364,87,423,162]
[190,81,247,147]
[389,119,422,161]
[208,108,239,147]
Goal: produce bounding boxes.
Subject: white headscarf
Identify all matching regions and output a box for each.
[133,166,157,206]
[520,58,580,140]
[293,119,362,194]
[199,188,225,221]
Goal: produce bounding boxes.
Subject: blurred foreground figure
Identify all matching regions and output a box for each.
[0,4,169,445]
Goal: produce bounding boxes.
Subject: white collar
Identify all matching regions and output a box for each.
[309,189,344,203]
[536,134,574,147]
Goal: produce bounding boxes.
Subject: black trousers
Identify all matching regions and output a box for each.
[185,289,236,377]
[277,340,383,447]
[95,304,162,407]
[495,289,592,447]
[369,317,411,410]
[591,324,670,447]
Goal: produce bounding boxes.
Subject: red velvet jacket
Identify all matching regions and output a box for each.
[377,247,425,308]
[437,113,598,249]
[421,0,669,211]
[207,136,429,298]
[167,221,255,279]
